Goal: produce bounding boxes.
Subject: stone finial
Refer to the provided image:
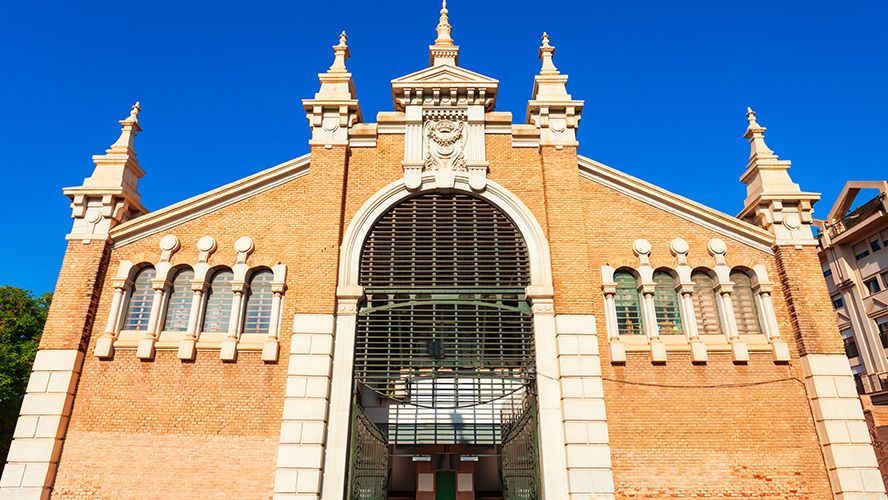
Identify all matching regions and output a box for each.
[108,102,143,153]
[435,0,453,46]
[743,107,773,159]
[328,31,350,73]
[62,102,148,240]
[429,0,459,66]
[737,108,820,246]
[539,32,559,75]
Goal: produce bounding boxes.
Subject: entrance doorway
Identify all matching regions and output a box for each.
[346,193,542,500]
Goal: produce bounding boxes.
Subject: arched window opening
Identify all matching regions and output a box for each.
[653,271,682,335]
[243,269,274,334]
[614,271,643,335]
[691,270,722,335]
[202,269,234,333]
[123,266,156,331]
[731,270,762,335]
[163,268,194,331]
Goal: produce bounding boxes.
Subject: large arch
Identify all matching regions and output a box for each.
[320,174,568,500]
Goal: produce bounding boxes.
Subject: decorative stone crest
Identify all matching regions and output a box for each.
[423,119,467,172]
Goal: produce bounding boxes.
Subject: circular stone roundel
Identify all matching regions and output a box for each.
[234,236,254,254]
[196,235,217,253]
[707,238,727,256]
[632,238,652,256]
[159,234,180,252]
[670,238,689,256]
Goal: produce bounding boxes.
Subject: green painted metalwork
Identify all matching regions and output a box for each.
[346,395,389,500]
[501,393,541,500]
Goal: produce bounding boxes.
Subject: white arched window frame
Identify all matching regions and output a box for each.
[613,270,644,336]
[163,268,195,332]
[653,270,683,335]
[730,270,763,335]
[123,266,156,331]
[690,270,723,336]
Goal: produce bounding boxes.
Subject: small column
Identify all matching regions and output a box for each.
[600,267,625,363]
[318,287,363,500]
[221,283,245,362]
[262,281,286,362]
[136,280,167,360]
[95,278,129,358]
[177,282,206,360]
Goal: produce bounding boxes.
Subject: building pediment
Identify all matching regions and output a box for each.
[578,155,775,253]
[391,64,498,111]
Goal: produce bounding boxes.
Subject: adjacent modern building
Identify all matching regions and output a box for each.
[2,4,886,500]
[816,182,888,394]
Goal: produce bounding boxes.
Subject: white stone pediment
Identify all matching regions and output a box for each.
[392,64,498,86]
[392,65,499,111]
[109,154,311,247]
[578,155,776,253]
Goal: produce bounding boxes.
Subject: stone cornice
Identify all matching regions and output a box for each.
[577,155,775,254]
[110,154,311,248]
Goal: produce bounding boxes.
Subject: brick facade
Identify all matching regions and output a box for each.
[3,19,877,500]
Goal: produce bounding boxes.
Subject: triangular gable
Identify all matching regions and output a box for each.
[110,154,311,248]
[577,155,775,253]
[391,64,499,86]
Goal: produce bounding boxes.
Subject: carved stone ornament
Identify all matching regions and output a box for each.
[423,119,467,172]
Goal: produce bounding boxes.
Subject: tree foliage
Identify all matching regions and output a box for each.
[0,286,51,469]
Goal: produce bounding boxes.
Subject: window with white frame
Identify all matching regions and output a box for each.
[853,241,871,261]
[242,269,274,334]
[202,268,234,332]
[841,329,859,359]
[653,270,682,335]
[864,277,882,295]
[123,267,156,331]
[691,270,722,335]
[163,268,194,331]
[731,270,763,335]
[614,270,643,335]
[877,319,888,349]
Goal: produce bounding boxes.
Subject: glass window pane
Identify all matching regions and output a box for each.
[614,271,643,335]
[163,269,194,331]
[243,270,274,334]
[731,271,762,335]
[653,271,682,335]
[691,271,721,335]
[202,269,234,333]
[123,267,156,331]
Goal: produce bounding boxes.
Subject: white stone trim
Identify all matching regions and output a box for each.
[338,177,553,290]
[274,314,336,500]
[1,349,84,500]
[801,354,887,499]
[556,314,615,499]
[578,156,774,254]
[111,155,310,248]
[327,178,559,499]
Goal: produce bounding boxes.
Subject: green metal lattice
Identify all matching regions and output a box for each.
[501,392,541,500]
[347,395,389,500]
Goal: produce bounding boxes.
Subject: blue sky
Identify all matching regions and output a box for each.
[1,1,886,295]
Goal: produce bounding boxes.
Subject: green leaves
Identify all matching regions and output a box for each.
[0,286,51,471]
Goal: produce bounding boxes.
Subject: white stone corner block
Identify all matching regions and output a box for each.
[220,340,238,361]
[555,315,597,335]
[94,337,114,359]
[177,339,196,361]
[771,341,791,362]
[609,342,625,364]
[33,350,83,372]
[136,338,156,360]
[731,341,749,363]
[263,341,280,362]
[292,314,336,335]
[690,341,707,363]
[25,372,50,394]
[650,341,666,363]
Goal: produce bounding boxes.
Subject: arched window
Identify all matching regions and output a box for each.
[123,266,156,331]
[691,270,722,335]
[243,269,274,334]
[653,271,682,335]
[202,269,234,333]
[614,271,643,335]
[163,268,194,331]
[731,270,762,335]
